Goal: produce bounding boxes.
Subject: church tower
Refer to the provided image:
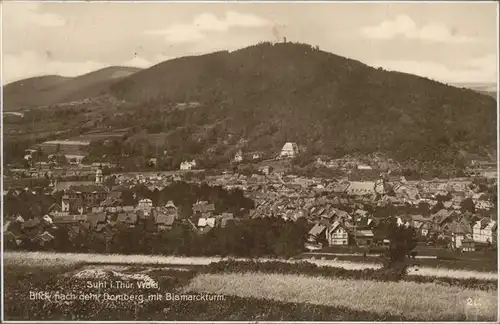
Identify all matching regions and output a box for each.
[95,168,103,184]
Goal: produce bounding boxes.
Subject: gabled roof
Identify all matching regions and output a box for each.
[87,212,107,226]
[165,200,177,209]
[193,202,215,213]
[329,220,348,233]
[355,230,374,237]
[308,223,326,236]
[117,212,137,224]
[198,218,207,227]
[346,181,376,194]
[69,185,107,194]
[155,213,175,226]
[411,214,427,222]
[281,142,299,151]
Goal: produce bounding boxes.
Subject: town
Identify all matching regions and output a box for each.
[3,139,497,260]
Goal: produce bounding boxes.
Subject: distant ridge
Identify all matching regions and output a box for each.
[3,66,142,110]
[452,83,497,100]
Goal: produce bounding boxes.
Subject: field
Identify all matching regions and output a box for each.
[184,273,497,321]
[3,251,498,321]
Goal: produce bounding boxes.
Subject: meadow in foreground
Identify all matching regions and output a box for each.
[3,252,498,321]
[183,272,498,321]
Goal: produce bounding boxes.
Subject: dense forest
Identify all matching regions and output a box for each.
[3,42,497,168]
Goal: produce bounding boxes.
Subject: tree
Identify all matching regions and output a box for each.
[461,198,476,214]
[381,217,417,280]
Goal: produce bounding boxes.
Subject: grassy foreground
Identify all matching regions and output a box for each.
[3,251,498,321]
[184,272,498,321]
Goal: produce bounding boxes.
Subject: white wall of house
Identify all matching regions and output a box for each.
[472,223,495,243]
[61,198,70,212]
[327,226,348,246]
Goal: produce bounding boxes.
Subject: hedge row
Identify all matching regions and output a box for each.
[202,260,497,291]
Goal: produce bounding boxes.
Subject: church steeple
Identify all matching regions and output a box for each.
[95,168,103,184]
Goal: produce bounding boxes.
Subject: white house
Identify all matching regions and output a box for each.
[180,160,196,171]
[233,150,243,163]
[61,195,70,213]
[137,198,153,215]
[327,221,349,246]
[346,181,376,196]
[279,142,299,158]
[197,217,216,228]
[95,169,103,184]
[472,219,497,244]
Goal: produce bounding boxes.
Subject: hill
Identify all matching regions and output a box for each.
[106,42,497,164]
[3,42,496,166]
[3,66,142,110]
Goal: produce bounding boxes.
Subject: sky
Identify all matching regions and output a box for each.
[2,1,498,85]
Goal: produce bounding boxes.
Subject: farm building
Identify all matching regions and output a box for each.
[279,142,299,158]
[180,160,196,171]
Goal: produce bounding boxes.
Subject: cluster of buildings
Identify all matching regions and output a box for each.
[4,139,498,255]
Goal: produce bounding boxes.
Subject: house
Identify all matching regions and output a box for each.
[117,212,138,227]
[307,223,326,243]
[345,181,376,196]
[32,231,55,245]
[52,214,88,225]
[95,168,103,184]
[154,211,176,231]
[279,142,299,158]
[258,166,271,175]
[192,201,216,218]
[148,158,158,167]
[449,221,469,249]
[461,238,476,252]
[197,217,216,228]
[180,160,196,171]
[164,201,178,219]
[354,230,374,246]
[420,223,430,237]
[199,225,214,235]
[86,212,107,229]
[432,209,457,228]
[65,185,108,210]
[472,218,497,244]
[354,216,373,230]
[137,198,153,215]
[327,221,349,246]
[219,212,234,228]
[100,191,123,207]
[233,150,243,163]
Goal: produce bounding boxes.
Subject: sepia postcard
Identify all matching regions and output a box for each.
[1,1,498,322]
